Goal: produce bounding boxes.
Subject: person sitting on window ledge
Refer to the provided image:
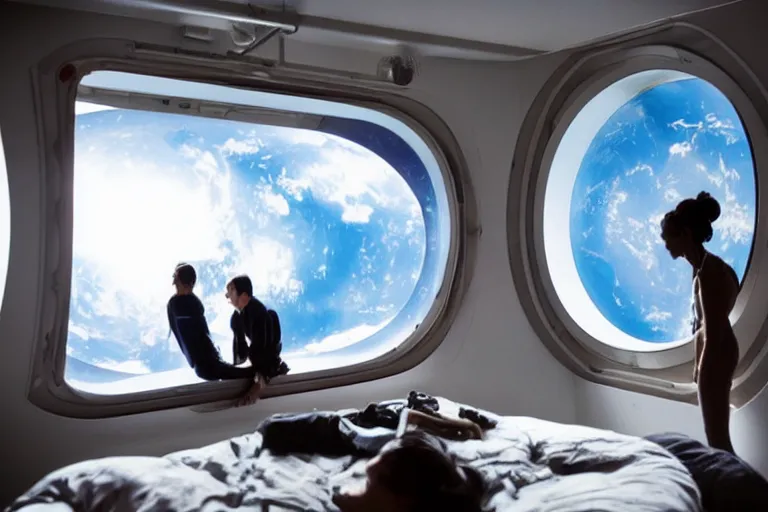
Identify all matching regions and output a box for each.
[226,274,290,405]
[166,263,263,406]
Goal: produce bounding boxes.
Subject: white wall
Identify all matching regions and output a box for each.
[573,0,768,479]
[0,3,576,504]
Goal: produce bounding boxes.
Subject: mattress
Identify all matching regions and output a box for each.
[7,397,701,511]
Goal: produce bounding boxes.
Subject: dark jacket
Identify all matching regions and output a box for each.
[231,298,285,379]
[167,294,219,369]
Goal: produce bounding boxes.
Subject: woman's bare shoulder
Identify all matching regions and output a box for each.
[701,252,740,292]
[705,253,736,275]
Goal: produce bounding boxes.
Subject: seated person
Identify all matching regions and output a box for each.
[167,263,262,405]
[226,274,289,405]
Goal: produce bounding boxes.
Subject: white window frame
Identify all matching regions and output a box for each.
[24,39,477,419]
[509,28,768,407]
[0,127,9,316]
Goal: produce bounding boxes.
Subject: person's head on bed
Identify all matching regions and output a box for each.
[660,191,721,260]
[333,430,485,512]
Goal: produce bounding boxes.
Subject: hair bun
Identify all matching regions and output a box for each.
[695,191,721,223]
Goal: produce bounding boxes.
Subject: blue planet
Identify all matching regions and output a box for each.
[65,105,426,386]
[570,77,756,343]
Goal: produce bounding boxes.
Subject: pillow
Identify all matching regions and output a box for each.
[645,432,768,512]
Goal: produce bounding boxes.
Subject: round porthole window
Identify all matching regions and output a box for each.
[544,69,756,352]
[511,38,768,404]
[520,45,768,372]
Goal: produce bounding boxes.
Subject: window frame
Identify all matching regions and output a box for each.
[538,55,763,368]
[509,31,768,407]
[25,40,477,419]
[0,126,9,317]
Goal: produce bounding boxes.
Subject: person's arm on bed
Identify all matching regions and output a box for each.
[405,409,483,440]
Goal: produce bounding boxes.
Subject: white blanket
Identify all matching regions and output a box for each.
[8,397,701,511]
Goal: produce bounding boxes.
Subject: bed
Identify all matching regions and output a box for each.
[7,394,702,511]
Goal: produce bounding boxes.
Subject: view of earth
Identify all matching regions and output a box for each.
[570,76,756,343]
[65,103,426,387]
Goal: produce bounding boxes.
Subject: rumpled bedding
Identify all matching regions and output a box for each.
[7,397,701,511]
[646,432,768,511]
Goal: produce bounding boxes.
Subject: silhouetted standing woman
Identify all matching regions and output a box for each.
[660,191,739,454]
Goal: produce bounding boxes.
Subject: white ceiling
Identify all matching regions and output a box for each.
[275,0,738,51]
[9,0,742,56]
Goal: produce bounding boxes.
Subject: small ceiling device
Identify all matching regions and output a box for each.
[378,49,419,87]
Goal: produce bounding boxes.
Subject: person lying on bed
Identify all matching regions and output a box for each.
[259,405,487,459]
[258,406,486,511]
[167,263,266,406]
[332,429,486,512]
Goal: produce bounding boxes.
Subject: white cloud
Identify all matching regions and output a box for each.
[219,137,261,155]
[705,113,739,145]
[341,204,374,223]
[718,154,741,181]
[692,158,752,247]
[302,319,393,354]
[68,322,101,341]
[219,130,415,226]
[256,185,290,216]
[663,187,682,203]
[670,113,740,146]
[586,181,606,196]
[625,164,653,177]
[621,238,656,271]
[675,305,695,341]
[716,182,753,246]
[236,236,303,301]
[644,305,675,334]
[291,130,329,146]
[644,306,672,323]
[605,178,628,239]
[277,142,419,225]
[669,142,693,158]
[648,212,665,233]
[694,162,724,188]
[670,119,703,130]
[97,358,151,375]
